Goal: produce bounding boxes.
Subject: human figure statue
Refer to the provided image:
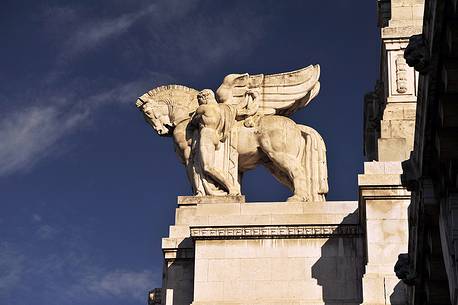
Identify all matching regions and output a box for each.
[191,89,239,195]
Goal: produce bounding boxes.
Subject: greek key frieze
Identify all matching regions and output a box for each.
[190,224,361,240]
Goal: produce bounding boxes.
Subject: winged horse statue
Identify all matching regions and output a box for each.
[136,65,328,202]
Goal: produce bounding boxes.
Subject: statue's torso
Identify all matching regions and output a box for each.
[196,104,220,129]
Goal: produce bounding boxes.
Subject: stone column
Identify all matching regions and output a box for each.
[359,162,410,305]
[364,0,424,162]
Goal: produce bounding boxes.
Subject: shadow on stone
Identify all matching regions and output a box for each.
[390,281,407,305]
[162,238,195,305]
[312,210,364,305]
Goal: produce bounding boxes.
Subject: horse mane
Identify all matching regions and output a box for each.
[145,84,199,98]
[137,84,200,126]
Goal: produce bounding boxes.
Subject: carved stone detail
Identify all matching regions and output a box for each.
[190,224,361,240]
[394,253,416,285]
[396,55,408,93]
[404,34,430,74]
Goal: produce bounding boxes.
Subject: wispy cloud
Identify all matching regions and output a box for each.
[0,243,25,300]
[1,0,271,177]
[0,246,157,305]
[0,105,86,176]
[84,269,154,301]
[61,4,156,58]
[0,73,173,177]
[145,3,270,73]
[0,216,159,305]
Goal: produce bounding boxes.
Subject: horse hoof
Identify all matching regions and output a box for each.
[287,195,308,202]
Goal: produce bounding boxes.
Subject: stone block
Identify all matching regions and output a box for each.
[169,225,190,238]
[193,281,224,301]
[362,275,386,303]
[207,258,240,281]
[391,6,413,20]
[253,239,288,258]
[270,213,324,225]
[358,174,402,186]
[208,214,272,225]
[403,105,417,119]
[384,161,403,174]
[380,120,392,138]
[254,280,289,300]
[366,242,408,264]
[286,257,308,281]
[377,138,408,161]
[383,105,406,120]
[240,202,304,215]
[287,280,323,300]
[270,257,292,281]
[412,4,424,20]
[240,258,271,281]
[364,161,385,174]
[222,280,256,300]
[366,200,408,220]
[287,239,325,258]
[196,203,241,216]
[366,219,408,243]
[194,259,208,282]
[162,237,177,249]
[390,120,415,139]
[195,240,225,259]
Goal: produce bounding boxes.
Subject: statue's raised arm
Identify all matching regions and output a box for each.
[136,65,328,202]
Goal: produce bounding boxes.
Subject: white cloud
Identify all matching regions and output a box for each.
[0,219,159,305]
[60,3,156,59]
[0,105,86,176]
[84,269,155,301]
[0,73,173,177]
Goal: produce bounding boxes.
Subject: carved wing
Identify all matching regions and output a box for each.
[215,65,320,116]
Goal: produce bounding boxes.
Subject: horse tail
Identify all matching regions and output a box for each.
[298,125,328,201]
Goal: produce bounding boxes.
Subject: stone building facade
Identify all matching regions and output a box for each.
[141,0,458,304]
[396,0,458,304]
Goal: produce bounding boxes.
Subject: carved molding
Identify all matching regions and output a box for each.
[190,224,361,240]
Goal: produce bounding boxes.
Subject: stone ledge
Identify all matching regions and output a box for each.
[178,195,246,206]
[190,224,361,240]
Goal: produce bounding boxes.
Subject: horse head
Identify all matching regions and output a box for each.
[136,85,199,136]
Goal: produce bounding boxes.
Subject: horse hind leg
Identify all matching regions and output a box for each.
[263,161,293,191]
[262,150,310,202]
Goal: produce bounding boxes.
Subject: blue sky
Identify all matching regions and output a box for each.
[0,1,378,304]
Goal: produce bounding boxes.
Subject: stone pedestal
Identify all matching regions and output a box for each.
[159,197,364,305]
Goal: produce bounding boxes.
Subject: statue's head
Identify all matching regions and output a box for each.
[136,85,199,136]
[197,89,217,105]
